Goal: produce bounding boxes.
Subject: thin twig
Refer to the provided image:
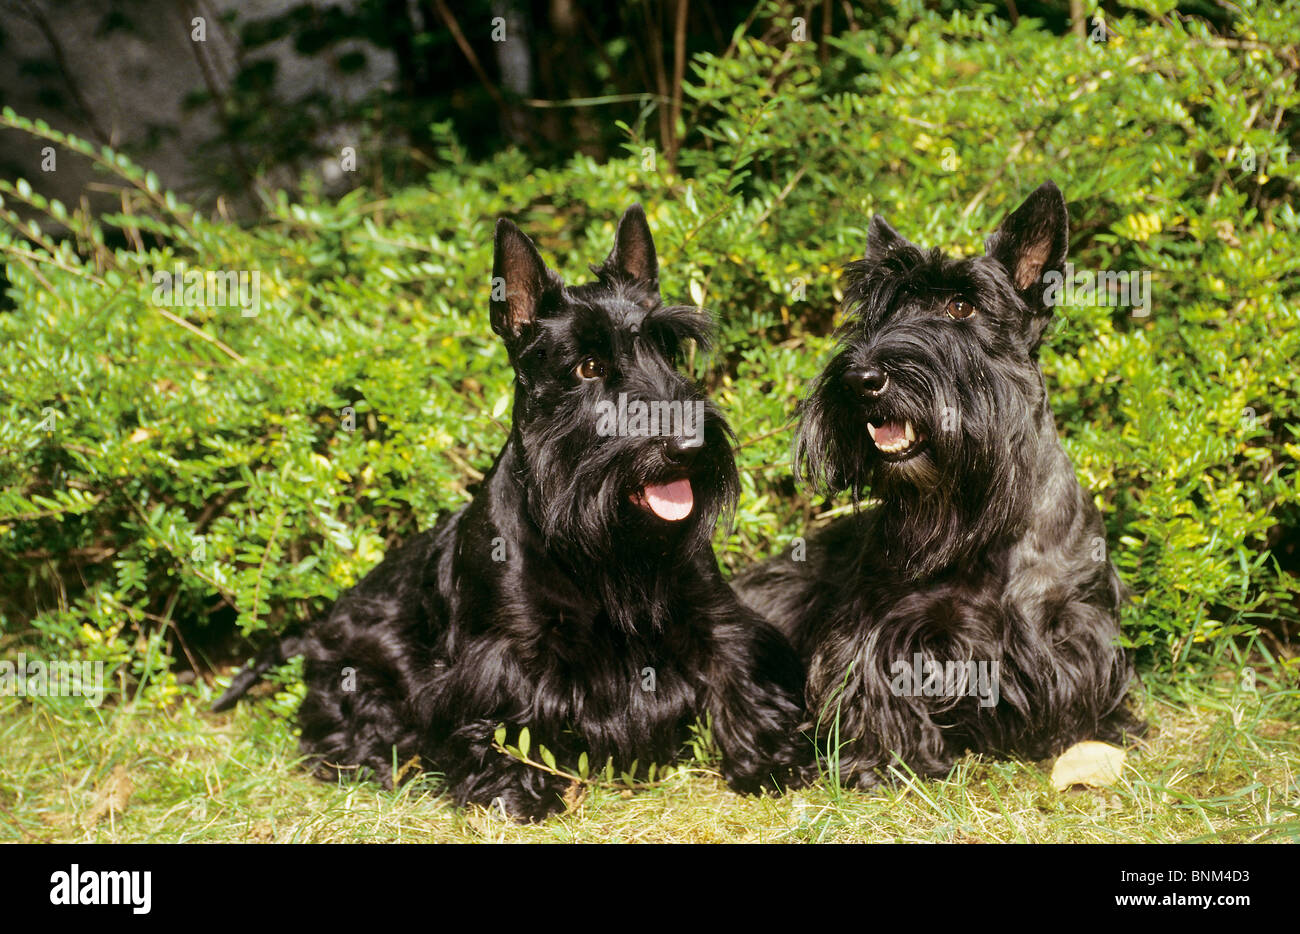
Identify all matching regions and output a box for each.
[181,0,257,198]
[523,93,672,109]
[1,244,104,285]
[431,0,508,111]
[150,305,248,365]
[668,0,690,165]
[734,420,796,451]
[442,447,485,482]
[491,739,718,790]
[960,131,1033,221]
[721,0,765,61]
[18,0,111,144]
[6,254,61,302]
[146,588,199,678]
[752,164,809,228]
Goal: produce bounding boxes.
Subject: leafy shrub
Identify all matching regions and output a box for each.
[1,1,1296,705]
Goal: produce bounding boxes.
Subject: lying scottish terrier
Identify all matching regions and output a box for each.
[736,182,1144,788]
[215,205,808,821]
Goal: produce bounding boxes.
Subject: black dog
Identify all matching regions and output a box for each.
[215,205,808,821]
[736,182,1144,788]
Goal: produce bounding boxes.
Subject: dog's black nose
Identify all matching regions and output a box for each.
[663,435,702,465]
[843,366,888,398]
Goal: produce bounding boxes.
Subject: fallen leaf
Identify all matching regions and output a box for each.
[83,765,133,828]
[1051,741,1126,791]
[394,755,423,785]
[562,780,587,812]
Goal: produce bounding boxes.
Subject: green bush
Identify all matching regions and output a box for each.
[2,1,1297,705]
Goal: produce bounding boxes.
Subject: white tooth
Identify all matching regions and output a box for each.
[867,423,878,441]
[904,421,915,442]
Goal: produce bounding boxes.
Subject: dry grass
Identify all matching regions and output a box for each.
[2,674,1296,844]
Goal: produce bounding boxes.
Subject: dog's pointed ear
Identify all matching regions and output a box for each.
[604,204,659,285]
[865,214,909,263]
[491,218,557,341]
[986,181,1069,300]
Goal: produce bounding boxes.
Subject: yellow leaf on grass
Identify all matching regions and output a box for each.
[1051,741,1126,791]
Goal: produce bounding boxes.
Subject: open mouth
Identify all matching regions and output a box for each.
[630,477,694,521]
[867,419,926,460]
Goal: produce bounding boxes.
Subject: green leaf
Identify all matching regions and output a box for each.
[491,392,510,420]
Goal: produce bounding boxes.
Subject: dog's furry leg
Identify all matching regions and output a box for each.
[436,719,573,823]
[703,612,813,793]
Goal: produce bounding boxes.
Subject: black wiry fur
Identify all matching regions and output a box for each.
[215,205,809,820]
[735,182,1145,787]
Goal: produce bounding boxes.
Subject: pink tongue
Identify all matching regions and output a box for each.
[873,421,906,446]
[643,479,694,521]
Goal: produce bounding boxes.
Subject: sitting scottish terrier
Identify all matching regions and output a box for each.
[735,182,1144,788]
[215,205,808,820]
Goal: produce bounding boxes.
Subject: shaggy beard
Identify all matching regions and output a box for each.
[516,409,739,631]
[868,437,1034,580]
[798,374,1042,581]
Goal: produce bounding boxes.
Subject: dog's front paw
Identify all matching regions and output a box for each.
[457,766,572,823]
[832,754,951,792]
[721,738,814,796]
[849,766,889,791]
[722,763,802,796]
[791,759,823,790]
[483,786,568,824]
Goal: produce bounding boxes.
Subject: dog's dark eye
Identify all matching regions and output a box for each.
[575,357,607,381]
[946,298,976,320]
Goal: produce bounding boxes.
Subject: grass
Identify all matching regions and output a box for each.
[2,666,1296,844]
